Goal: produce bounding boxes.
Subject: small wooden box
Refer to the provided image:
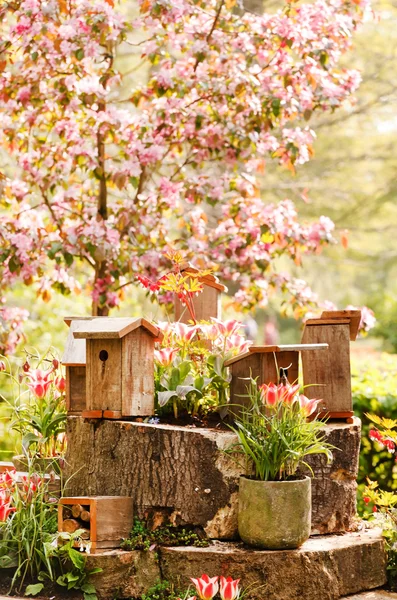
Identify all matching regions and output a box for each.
[58,496,134,552]
[73,317,160,419]
[174,264,227,323]
[62,318,94,415]
[225,343,328,412]
[301,310,361,420]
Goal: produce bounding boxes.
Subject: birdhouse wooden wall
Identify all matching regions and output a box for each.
[174,264,227,323]
[301,310,361,420]
[225,344,327,413]
[73,317,160,419]
[62,317,96,415]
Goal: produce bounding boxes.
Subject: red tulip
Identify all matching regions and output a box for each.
[55,376,66,393]
[0,499,15,522]
[220,576,240,600]
[278,383,300,405]
[298,394,321,417]
[174,322,197,342]
[259,382,279,407]
[191,575,219,600]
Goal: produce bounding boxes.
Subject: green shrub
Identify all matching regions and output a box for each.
[352,353,397,512]
[121,518,209,551]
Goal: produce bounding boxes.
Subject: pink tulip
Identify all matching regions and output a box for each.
[154,347,178,367]
[174,322,197,342]
[26,368,53,399]
[210,318,242,337]
[278,383,300,405]
[259,382,279,407]
[220,577,240,600]
[298,394,321,417]
[191,575,219,600]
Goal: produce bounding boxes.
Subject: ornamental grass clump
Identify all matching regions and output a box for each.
[229,378,333,481]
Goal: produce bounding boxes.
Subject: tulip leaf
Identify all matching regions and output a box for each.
[157,390,178,407]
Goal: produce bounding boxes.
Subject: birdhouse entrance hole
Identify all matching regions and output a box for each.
[99,350,108,362]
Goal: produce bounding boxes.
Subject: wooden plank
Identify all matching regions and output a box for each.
[121,329,155,416]
[66,366,86,413]
[301,323,352,414]
[262,351,299,386]
[73,317,159,339]
[62,321,87,365]
[95,496,134,543]
[86,339,122,412]
[174,284,221,323]
[304,319,350,326]
[224,343,328,366]
[320,310,361,341]
[229,353,261,412]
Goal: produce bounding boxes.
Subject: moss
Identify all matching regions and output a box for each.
[120,518,209,551]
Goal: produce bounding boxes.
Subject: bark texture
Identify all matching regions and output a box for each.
[160,530,386,600]
[84,529,386,600]
[65,417,361,538]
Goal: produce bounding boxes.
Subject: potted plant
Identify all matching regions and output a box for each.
[229,378,333,549]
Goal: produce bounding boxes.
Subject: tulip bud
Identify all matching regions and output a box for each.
[55,376,66,393]
[52,359,59,370]
[0,361,5,372]
[22,361,30,373]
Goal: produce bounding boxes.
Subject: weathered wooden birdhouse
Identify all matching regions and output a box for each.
[72,317,160,419]
[58,496,134,552]
[301,309,361,421]
[225,343,328,412]
[174,263,228,323]
[62,317,96,415]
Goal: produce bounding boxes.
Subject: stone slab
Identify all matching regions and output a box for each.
[160,529,387,600]
[342,592,397,599]
[65,417,361,538]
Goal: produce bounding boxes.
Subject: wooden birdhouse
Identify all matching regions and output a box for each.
[58,496,134,552]
[301,310,361,421]
[72,317,160,419]
[62,317,96,415]
[174,263,228,323]
[225,343,328,412]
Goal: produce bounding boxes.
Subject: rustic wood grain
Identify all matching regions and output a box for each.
[301,322,352,414]
[62,321,87,366]
[86,339,122,412]
[122,329,155,416]
[66,365,86,413]
[73,317,158,339]
[174,284,221,323]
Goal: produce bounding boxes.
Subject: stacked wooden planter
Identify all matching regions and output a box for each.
[61,295,386,599]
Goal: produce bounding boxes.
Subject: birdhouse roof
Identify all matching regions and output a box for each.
[178,262,228,292]
[304,310,361,341]
[72,317,160,340]
[224,343,328,366]
[62,320,88,366]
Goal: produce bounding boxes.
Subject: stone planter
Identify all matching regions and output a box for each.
[238,475,311,549]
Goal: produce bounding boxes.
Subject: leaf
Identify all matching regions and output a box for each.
[82,583,97,593]
[68,547,86,570]
[225,0,237,7]
[176,385,200,398]
[340,229,349,249]
[75,48,85,61]
[0,60,6,73]
[157,390,177,407]
[25,583,44,596]
[8,255,21,273]
[84,594,98,600]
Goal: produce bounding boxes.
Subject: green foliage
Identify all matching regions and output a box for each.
[120,518,209,551]
[141,580,186,600]
[352,353,397,512]
[227,379,333,481]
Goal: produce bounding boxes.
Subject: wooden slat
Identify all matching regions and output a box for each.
[121,329,155,416]
[86,339,122,411]
[175,285,221,323]
[224,343,328,367]
[304,319,350,326]
[62,321,87,365]
[66,365,86,413]
[320,310,361,341]
[73,317,159,339]
[301,322,352,414]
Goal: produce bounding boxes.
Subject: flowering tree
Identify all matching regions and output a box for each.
[0,0,369,331]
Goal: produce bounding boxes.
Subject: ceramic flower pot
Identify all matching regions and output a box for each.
[238,475,311,549]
